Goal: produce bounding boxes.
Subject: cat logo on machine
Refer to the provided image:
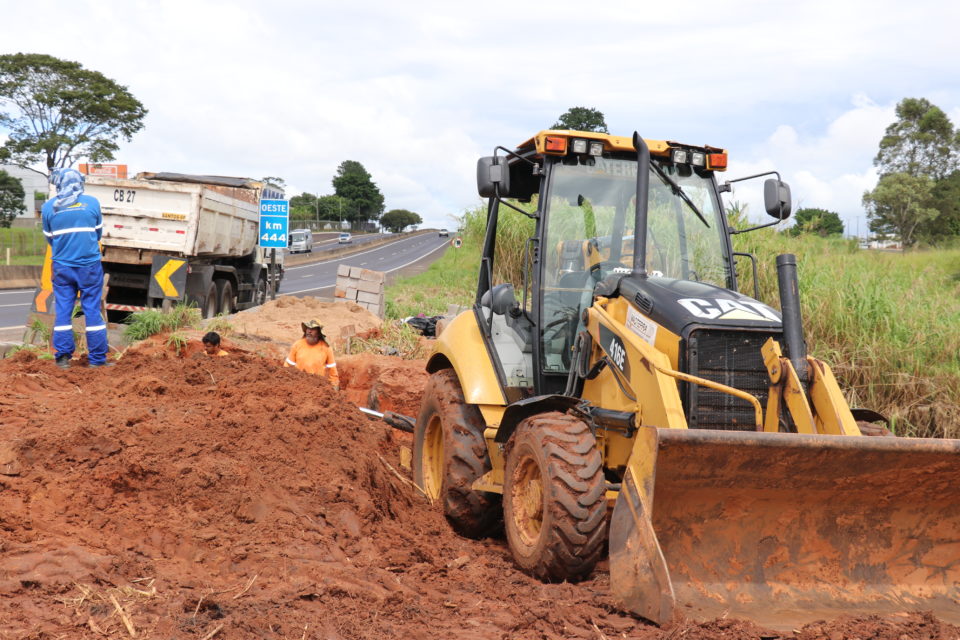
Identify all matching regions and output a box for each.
[678,297,780,323]
[599,324,629,377]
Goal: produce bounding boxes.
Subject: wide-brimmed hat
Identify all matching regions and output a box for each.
[301,318,326,340]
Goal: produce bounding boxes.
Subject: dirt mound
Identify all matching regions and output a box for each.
[229,296,382,350]
[2,349,958,639]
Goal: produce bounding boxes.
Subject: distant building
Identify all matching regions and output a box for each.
[0,164,47,227]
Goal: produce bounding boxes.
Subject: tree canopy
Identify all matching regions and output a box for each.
[789,208,844,237]
[0,53,147,171]
[863,172,938,248]
[552,107,608,133]
[0,170,26,228]
[380,209,422,233]
[332,160,384,223]
[873,97,960,180]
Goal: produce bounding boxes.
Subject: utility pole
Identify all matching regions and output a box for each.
[314,194,320,231]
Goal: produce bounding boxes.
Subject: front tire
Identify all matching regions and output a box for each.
[503,411,607,582]
[413,369,500,538]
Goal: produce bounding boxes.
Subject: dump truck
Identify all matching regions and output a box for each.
[79,172,285,320]
[413,129,960,628]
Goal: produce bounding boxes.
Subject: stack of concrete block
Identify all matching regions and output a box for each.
[335,264,385,317]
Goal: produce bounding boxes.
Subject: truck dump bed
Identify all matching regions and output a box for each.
[85,174,264,262]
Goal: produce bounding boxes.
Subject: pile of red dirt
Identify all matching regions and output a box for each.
[1,347,958,639]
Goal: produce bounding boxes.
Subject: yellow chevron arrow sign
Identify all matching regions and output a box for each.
[154,259,186,297]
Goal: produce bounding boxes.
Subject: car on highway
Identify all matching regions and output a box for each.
[439,229,450,237]
[338,232,353,244]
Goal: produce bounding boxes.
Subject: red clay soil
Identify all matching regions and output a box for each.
[1,346,958,640]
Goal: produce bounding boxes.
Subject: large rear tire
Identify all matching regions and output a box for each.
[202,282,218,318]
[216,279,236,315]
[503,411,607,582]
[413,369,500,538]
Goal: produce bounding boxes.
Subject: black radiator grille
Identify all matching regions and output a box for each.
[685,329,778,431]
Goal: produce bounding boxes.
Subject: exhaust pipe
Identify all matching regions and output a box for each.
[775,254,808,382]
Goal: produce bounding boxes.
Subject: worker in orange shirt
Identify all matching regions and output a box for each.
[284,318,340,390]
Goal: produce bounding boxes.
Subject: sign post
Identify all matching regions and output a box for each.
[259,199,289,301]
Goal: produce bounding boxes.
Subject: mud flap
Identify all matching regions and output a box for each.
[609,427,960,629]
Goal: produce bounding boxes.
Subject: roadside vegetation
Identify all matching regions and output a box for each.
[123,303,201,341]
[0,227,46,264]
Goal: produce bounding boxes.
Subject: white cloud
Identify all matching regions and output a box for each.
[723,96,897,236]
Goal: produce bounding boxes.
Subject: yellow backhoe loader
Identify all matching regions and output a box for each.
[413,129,960,628]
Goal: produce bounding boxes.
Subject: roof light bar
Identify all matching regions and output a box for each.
[571,139,588,154]
[589,141,603,156]
[671,148,689,164]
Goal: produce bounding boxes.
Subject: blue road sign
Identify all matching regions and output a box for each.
[259,199,289,248]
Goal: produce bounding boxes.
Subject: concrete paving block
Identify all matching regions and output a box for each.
[359,268,385,283]
[337,264,351,277]
[345,287,358,300]
[336,276,351,290]
[357,279,382,294]
[349,266,363,279]
[357,291,380,305]
[334,287,346,298]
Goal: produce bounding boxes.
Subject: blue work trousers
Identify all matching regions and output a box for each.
[52,262,108,365]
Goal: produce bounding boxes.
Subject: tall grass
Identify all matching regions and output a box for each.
[123,303,201,341]
[733,228,960,437]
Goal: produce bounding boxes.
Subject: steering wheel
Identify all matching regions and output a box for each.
[589,260,630,279]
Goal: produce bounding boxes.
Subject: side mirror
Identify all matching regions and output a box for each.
[480,283,519,316]
[764,179,792,220]
[477,156,511,198]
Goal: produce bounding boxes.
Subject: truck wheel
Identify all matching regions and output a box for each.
[202,282,218,318]
[253,277,268,306]
[216,279,236,315]
[414,369,500,538]
[503,411,607,582]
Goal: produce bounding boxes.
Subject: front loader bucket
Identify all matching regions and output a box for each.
[609,427,960,629]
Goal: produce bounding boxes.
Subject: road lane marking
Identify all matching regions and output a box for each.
[0,289,34,295]
[284,234,431,270]
[281,239,449,295]
[0,302,30,308]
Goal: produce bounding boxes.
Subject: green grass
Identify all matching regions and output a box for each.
[0,226,47,260]
[732,229,960,437]
[123,303,201,341]
[386,244,480,319]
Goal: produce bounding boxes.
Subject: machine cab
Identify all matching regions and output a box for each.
[475,131,740,398]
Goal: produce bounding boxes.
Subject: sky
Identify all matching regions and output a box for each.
[2,0,960,236]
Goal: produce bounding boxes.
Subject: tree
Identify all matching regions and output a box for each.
[332,160,384,223]
[925,171,960,239]
[862,173,938,248]
[0,170,26,228]
[552,107,608,133]
[874,97,960,180]
[0,53,147,171]
[380,209,422,233]
[289,191,318,221]
[260,176,286,189]
[789,208,844,237]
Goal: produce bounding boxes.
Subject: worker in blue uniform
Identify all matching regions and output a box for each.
[41,168,111,369]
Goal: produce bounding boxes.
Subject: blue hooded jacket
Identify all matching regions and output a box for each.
[41,168,103,266]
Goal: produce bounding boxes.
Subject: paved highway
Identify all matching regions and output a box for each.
[0,233,450,332]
